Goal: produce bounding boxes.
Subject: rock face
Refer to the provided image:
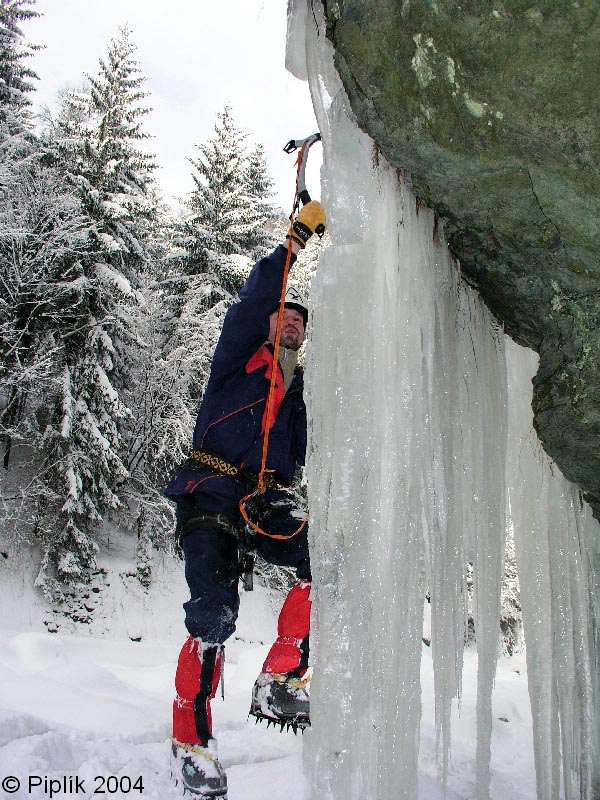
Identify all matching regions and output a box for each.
[321,0,600,517]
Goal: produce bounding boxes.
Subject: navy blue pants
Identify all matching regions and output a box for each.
[176,490,311,643]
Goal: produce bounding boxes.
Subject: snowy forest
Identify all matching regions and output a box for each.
[0,1,320,611]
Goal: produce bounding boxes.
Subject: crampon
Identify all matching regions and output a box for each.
[249,670,310,734]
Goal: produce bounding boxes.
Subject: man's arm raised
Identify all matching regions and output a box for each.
[211,201,327,370]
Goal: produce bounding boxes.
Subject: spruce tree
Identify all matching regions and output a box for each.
[243,142,277,259]
[34,27,159,594]
[0,156,92,467]
[175,105,275,287]
[53,25,157,280]
[0,0,40,131]
[188,104,248,262]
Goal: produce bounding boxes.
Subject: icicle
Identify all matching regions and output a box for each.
[507,341,600,799]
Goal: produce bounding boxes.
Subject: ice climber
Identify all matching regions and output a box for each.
[165,200,326,798]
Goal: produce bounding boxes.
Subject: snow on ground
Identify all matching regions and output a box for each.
[0,536,536,800]
[0,628,305,800]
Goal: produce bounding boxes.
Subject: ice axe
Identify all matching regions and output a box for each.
[283,132,322,209]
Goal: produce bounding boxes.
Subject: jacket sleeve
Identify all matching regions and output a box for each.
[211,245,296,374]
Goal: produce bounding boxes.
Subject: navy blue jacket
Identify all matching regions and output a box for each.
[164,245,307,502]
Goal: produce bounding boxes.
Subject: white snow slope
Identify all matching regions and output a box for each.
[0,537,536,800]
[0,538,307,800]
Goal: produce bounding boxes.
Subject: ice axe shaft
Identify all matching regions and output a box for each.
[283,132,321,206]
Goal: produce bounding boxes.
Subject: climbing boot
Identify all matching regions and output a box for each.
[249,669,310,732]
[172,640,226,794]
[171,739,227,798]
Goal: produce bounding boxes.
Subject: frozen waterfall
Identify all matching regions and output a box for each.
[286,3,600,799]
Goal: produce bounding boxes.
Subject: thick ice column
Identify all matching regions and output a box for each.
[453,289,508,800]
[291,4,508,799]
[304,125,428,800]
[507,345,560,800]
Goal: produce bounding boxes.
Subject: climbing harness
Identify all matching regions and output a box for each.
[238,133,323,543]
[175,510,256,592]
[178,513,237,540]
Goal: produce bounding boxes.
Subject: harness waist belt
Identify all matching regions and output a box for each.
[186,449,239,476]
[184,449,281,488]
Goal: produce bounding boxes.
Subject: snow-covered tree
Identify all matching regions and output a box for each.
[245,142,274,205]
[0,154,92,470]
[114,271,193,567]
[0,141,121,603]
[0,0,40,132]
[185,104,249,268]
[500,527,522,654]
[242,142,278,259]
[25,27,162,594]
[51,26,157,281]
[172,105,275,289]
[0,0,41,225]
[36,338,130,597]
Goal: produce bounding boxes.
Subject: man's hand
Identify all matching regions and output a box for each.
[287,201,326,249]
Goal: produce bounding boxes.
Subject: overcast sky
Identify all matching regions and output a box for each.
[26,0,321,212]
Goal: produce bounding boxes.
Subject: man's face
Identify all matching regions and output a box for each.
[268,307,305,351]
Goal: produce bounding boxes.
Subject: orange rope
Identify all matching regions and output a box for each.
[238,146,309,540]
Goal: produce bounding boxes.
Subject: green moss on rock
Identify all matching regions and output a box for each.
[324,0,600,516]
